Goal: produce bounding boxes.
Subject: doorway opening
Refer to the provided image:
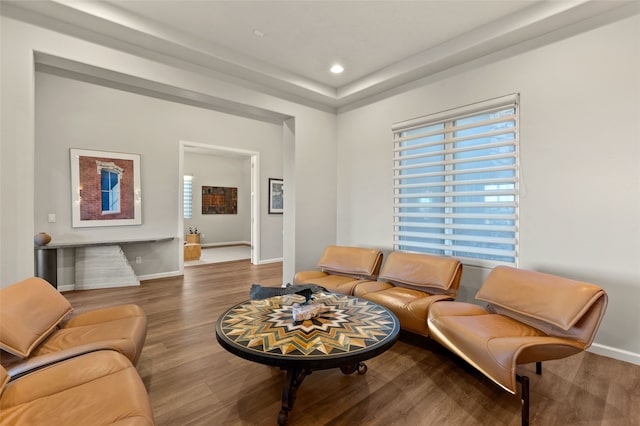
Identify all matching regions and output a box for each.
[179,141,260,271]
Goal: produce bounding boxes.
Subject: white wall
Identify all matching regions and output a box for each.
[184,153,252,246]
[34,72,284,283]
[1,15,337,287]
[336,15,640,363]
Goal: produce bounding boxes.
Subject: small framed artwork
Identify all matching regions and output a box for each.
[268,178,283,214]
[70,148,142,228]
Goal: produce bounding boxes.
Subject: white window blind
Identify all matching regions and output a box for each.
[184,175,193,219]
[392,94,519,267]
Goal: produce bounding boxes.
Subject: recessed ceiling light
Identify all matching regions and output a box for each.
[330,64,344,74]
[253,29,265,37]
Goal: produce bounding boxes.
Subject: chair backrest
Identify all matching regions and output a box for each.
[0,277,73,358]
[316,245,383,280]
[476,266,607,346]
[379,251,463,297]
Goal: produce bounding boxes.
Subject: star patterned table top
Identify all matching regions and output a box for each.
[216,292,400,370]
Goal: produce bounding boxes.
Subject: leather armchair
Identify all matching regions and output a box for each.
[0,350,154,425]
[293,245,383,295]
[353,251,462,336]
[0,277,147,369]
[427,266,608,425]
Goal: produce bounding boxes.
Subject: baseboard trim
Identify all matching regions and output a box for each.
[57,284,75,292]
[589,342,640,365]
[259,257,283,265]
[201,241,251,248]
[139,270,183,281]
[57,281,140,292]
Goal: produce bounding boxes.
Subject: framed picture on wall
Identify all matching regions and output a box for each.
[70,148,142,227]
[268,178,283,214]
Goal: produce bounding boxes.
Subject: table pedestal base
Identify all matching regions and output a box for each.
[278,368,311,425]
[277,362,368,425]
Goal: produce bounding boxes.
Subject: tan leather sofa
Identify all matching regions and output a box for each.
[0,350,154,425]
[293,245,383,295]
[428,266,608,425]
[0,277,147,370]
[353,251,462,336]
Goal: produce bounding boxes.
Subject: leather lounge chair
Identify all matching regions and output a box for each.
[353,251,462,337]
[428,266,608,425]
[0,277,147,370]
[293,245,383,295]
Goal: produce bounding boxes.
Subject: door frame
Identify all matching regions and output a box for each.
[178,140,260,268]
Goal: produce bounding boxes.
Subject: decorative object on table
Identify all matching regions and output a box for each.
[188,226,199,234]
[70,149,142,228]
[34,232,52,246]
[268,178,283,214]
[202,186,237,214]
[249,283,328,300]
[291,302,330,322]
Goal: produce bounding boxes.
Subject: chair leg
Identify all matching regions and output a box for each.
[516,374,530,426]
[536,361,542,375]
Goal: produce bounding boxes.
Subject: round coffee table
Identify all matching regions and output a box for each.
[215,292,400,425]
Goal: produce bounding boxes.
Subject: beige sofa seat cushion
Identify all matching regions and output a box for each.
[316,245,383,279]
[428,301,585,394]
[293,270,328,284]
[32,304,148,365]
[363,287,451,336]
[0,350,154,426]
[0,278,73,358]
[295,274,366,296]
[352,280,394,298]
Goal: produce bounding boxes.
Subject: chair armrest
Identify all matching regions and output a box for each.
[8,342,126,381]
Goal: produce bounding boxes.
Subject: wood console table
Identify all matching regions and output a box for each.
[35,237,174,289]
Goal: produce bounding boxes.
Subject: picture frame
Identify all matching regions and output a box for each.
[70,148,142,227]
[268,178,284,214]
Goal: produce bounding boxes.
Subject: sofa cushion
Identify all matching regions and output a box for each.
[296,274,366,296]
[378,251,462,294]
[0,278,73,358]
[32,304,148,365]
[476,266,605,331]
[363,287,451,336]
[316,245,382,279]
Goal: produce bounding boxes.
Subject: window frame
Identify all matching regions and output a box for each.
[391,94,519,268]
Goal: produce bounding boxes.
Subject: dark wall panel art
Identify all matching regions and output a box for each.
[202,186,237,214]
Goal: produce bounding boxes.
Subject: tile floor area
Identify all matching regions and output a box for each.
[184,245,251,267]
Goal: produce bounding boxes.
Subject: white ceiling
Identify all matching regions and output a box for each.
[3,0,639,111]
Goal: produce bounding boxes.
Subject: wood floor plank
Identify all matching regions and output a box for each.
[51,260,640,425]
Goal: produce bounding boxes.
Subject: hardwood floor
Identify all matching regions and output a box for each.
[61,260,640,426]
